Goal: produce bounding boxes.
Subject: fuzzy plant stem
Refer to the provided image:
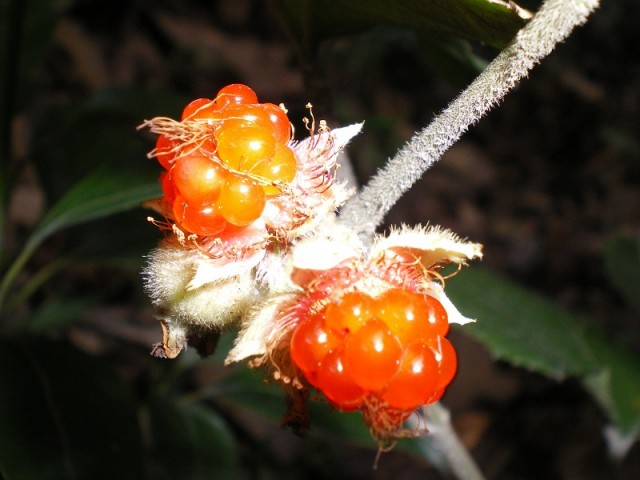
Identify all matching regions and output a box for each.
[337,0,601,236]
[420,403,486,480]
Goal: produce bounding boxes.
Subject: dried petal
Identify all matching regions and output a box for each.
[370,224,483,268]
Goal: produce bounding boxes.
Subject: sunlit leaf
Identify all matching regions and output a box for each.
[0,337,144,479]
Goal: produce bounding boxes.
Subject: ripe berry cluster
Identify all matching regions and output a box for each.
[290,288,456,413]
[154,84,296,236]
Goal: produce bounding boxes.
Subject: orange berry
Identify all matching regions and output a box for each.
[155,135,177,170]
[215,84,259,108]
[324,291,372,335]
[316,348,364,411]
[260,103,292,143]
[217,174,266,226]
[381,342,438,409]
[250,143,297,196]
[171,152,227,204]
[217,104,273,132]
[343,318,402,392]
[181,97,219,121]
[290,314,342,381]
[172,195,227,236]
[215,124,276,171]
[428,336,457,392]
[375,289,448,345]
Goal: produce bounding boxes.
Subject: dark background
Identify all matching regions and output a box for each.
[2,0,639,478]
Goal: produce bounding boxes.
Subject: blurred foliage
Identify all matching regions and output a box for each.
[1,0,639,478]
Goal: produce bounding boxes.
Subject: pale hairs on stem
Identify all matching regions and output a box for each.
[337,0,601,239]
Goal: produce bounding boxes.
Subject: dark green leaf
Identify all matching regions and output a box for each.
[447,267,598,379]
[0,0,57,84]
[448,267,640,433]
[271,0,530,51]
[0,337,144,480]
[30,88,184,202]
[146,398,238,480]
[64,209,159,263]
[27,298,100,332]
[604,233,640,310]
[30,167,159,255]
[583,330,640,434]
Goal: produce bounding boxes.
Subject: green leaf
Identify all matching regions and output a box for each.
[30,88,184,202]
[446,267,598,379]
[447,267,640,434]
[0,337,144,480]
[27,297,101,332]
[34,166,158,247]
[271,0,530,51]
[0,168,158,308]
[604,233,640,310]
[583,331,640,435]
[146,398,238,480]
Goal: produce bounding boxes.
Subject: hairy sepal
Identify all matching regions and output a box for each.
[143,239,261,330]
[370,224,483,267]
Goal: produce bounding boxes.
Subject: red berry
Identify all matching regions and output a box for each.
[160,171,177,208]
[181,98,218,121]
[172,195,227,236]
[290,314,342,381]
[429,336,457,392]
[316,348,364,411]
[215,124,276,171]
[260,103,292,143]
[215,84,259,108]
[155,135,177,170]
[427,389,445,404]
[343,318,402,392]
[375,289,448,345]
[324,291,372,335]
[425,295,449,336]
[217,174,266,226]
[381,342,438,409]
[171,152,227,204]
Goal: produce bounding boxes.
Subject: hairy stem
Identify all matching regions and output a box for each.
[419,403,486,480]
[338,0,601,235]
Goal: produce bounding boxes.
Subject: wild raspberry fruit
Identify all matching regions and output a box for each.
[290,288,457,418]
[150,83,298,237]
